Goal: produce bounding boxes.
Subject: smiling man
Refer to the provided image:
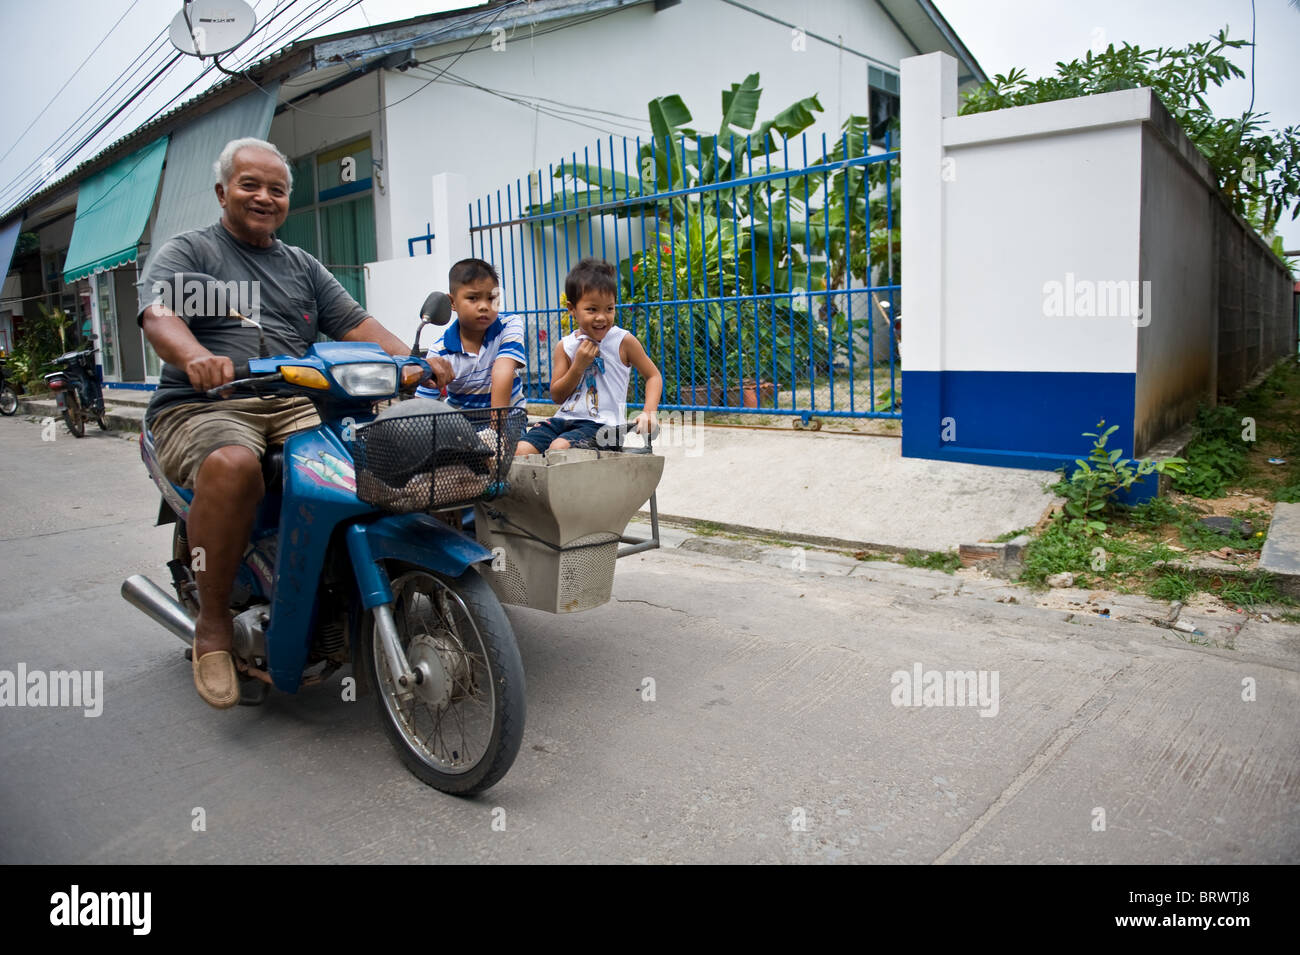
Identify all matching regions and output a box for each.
[137,137,453,710]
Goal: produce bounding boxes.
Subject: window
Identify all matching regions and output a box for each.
[281,136,377,308]
[868,67,900,149]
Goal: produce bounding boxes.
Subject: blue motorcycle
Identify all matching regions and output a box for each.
[122,291,529,795]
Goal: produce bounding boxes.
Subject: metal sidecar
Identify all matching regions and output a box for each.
[473,434,664,614]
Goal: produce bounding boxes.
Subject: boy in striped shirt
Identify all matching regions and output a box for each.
[415,258,527,410]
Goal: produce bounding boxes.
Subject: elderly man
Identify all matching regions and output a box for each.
[139,137,452,709]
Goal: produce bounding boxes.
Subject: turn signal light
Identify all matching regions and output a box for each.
[400,364,425,388]
[279,366,330,389]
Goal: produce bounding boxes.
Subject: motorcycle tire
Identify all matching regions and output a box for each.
[0,385,16,416]
[63,391,85,438]
[359,563,525,796]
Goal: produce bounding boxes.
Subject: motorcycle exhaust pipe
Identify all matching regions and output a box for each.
[121,575,195,646]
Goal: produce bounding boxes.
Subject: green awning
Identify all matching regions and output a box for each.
[63,136,168,283]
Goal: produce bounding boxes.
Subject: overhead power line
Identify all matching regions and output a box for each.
[0,0,144,169]
[0,0,306,213]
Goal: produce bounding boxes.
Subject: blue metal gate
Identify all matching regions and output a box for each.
[468,130,900,421]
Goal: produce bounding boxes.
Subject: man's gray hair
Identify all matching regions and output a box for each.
[213,138,293,189]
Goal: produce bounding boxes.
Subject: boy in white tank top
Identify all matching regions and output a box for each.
[517,258,663,455]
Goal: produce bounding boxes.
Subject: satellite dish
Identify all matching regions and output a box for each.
[169,0,257,57]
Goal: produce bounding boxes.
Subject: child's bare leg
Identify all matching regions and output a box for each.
[550,437,573,451]
[516,440,542,456]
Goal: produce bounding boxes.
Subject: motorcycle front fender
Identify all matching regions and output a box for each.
[346,514,492,609]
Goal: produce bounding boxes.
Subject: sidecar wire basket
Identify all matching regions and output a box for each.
[354,406,526,513]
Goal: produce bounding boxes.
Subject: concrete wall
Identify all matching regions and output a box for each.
[901,52,1296,472]
[1215,199,1297,397]
[1135,119,1216,454]
[903,59,1149,468]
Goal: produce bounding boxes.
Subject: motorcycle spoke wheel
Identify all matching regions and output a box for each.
[363,566,524,796]
[0,386,16,416]
[63,393,84,438]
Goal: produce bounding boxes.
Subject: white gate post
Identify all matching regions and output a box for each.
[432,173,470,267]
[900,52,957,458]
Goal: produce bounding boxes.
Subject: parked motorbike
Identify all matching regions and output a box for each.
[0,355,17,416]
[43,335,107,436]
[122,287,531,795]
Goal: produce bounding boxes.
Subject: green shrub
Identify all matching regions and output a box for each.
[1053,421,1185,535]
[1173,405,1249,498]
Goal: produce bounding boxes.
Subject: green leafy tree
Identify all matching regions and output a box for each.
[10,303,72,391]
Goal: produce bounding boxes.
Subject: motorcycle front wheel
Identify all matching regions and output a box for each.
[0,385,16,416]
[360,563,525,796]
[63,391,85,438]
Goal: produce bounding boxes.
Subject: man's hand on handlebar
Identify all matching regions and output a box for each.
[185,354,236,394]
[421,354,455,391]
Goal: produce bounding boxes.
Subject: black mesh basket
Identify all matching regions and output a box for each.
[354,406,527,513]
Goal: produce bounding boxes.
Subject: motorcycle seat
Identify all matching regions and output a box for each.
[262,446,284,492]
[144,426,284,492]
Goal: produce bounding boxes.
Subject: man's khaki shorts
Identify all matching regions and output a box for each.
[149,396,320,489]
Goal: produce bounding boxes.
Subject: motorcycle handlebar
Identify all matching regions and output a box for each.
[204,361,279,398]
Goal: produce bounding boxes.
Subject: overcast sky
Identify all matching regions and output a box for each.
[1,0,1296,248]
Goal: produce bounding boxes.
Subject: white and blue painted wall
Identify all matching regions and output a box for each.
[898,53,1291,482]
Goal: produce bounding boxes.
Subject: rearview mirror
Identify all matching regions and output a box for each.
[420,291,452,327]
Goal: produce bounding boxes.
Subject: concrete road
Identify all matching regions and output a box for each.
[0,415,1297,864]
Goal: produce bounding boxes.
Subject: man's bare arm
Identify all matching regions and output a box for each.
[140,305,233,392]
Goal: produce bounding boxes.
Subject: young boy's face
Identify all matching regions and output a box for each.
[570,289,617,341]
[451,277,499,335]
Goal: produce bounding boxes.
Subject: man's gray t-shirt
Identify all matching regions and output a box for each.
[138,222,368,424]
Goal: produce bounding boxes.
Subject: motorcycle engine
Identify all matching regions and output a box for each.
[232,604,270,661]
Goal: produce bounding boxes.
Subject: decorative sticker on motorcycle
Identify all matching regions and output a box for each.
[291,451,356,493]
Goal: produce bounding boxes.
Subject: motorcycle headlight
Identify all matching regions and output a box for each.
[334,362,397,397]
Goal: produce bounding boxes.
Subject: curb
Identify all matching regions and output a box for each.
[16,396,144,437]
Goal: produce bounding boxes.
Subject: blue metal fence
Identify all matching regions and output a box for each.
[468,130,900,421]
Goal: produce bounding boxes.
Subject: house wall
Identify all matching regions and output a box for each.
[268,72,390,257]
[38,216,74,258]
[379,0,917,265]
[0,274,20,352]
